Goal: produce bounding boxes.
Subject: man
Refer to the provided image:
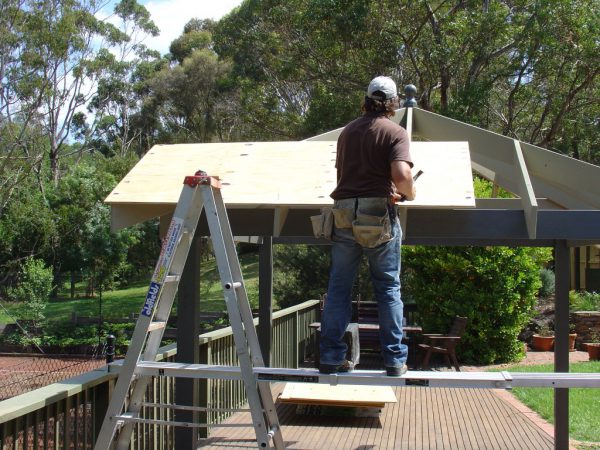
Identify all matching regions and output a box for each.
[319,76,416,377]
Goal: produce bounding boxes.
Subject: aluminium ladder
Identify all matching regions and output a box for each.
[94,172,284,450]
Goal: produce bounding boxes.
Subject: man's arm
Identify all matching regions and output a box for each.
[391,160,416,201]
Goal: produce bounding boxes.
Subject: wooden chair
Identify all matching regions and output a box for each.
[354,297,421,365]
[418,316,468,371]
[355,298,380,352]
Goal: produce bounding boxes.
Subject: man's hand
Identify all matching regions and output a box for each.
[391,160,416,202]
[392,185,416,203]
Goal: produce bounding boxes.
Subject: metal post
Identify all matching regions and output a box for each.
[175,233,201,448]
[554,240,570,450]
[574,247,581,290]
[258,236,273,367]
[105,335,115,364]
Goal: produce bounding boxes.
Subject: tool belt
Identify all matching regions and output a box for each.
[311,197,395,248]
[310,207,334,240]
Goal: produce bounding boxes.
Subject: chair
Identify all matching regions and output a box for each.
[355,298,380,352]
[418,316,468,371]
[354,297,421,368]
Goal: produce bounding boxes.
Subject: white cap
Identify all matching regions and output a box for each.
[367,76,397,100]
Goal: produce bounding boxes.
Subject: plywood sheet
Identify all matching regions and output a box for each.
[279,382,397,408]
[105,141,474,209]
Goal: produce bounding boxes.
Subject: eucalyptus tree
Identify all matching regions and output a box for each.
[213,0,599,163]
[78,0,162,158]
[0,0,48,215]
[0,0,158,198]
[144,19,237,143]
[492,0,600,155]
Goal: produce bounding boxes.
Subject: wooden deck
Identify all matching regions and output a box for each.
[197,383,554,449]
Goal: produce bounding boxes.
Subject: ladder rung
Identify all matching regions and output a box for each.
[164,274,181,283]
[113,413,252,428]
[224,281,242,290]
[140,402,251,413]
[148,321,167,332]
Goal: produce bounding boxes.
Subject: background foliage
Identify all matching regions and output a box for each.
[0,1,597,361]
[403,246,549,364]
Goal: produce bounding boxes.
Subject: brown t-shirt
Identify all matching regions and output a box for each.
[330,112,412,200]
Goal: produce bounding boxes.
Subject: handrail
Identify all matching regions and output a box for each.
[0,368,112,422]
[0,299,320,448]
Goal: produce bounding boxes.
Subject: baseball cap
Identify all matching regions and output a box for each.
[367,76,397,100]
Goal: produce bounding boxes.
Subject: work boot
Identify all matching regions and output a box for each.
[319,360,355,374]
[386,364,408,377]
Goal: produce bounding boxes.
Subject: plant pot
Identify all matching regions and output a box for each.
[532,334,554,351]
[587,343,600,361]
[569,333,577,352]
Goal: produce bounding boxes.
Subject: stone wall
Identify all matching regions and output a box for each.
[570,311,600,348]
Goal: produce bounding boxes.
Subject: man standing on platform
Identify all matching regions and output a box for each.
[319,76,416,377]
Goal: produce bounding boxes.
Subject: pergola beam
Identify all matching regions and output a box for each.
[513,140,538,239]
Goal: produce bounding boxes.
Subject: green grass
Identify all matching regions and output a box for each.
[0,253,261,324]
[493,361,600,445]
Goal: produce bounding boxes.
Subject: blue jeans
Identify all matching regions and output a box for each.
[320,198,408,368]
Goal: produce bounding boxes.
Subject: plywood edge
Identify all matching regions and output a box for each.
[279,383,397,408]
[278,397,387,408]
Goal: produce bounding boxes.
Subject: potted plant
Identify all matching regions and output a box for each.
[532,324,554,351]
[569,323,578,352]
[586,330,600,361]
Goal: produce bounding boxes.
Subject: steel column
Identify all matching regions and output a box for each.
[258,236,274,367]
[554,240,570,450]
[175,233,201,448]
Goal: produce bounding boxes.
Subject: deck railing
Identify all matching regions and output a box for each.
[0,300,320,449]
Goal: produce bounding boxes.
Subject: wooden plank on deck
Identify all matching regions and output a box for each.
[279,383,396,408]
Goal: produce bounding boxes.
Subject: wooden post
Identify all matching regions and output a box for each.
[175,233,201,448]
[554,240,569,450]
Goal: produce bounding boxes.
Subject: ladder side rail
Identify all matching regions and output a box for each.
[94,185,203,450]
[202,186,278,448]
[141,227,195,361]
[94,301,158,450]
[114,188,206,450]
[208,187,284,449]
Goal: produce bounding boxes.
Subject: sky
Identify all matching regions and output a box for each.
[103,0,245,55]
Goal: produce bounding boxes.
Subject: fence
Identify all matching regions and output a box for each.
[0,356,106,401]
[0,300,320,449]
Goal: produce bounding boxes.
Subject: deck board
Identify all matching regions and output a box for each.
[197,383,554,449]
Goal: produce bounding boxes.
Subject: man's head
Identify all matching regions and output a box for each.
[363,76,399,116]
[367,76,397,101]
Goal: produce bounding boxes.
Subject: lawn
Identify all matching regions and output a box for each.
[498,361,600,446]
[0,253,260,324]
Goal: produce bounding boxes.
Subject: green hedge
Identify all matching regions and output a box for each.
[403,246,550,364]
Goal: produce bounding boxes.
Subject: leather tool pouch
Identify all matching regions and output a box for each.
[352,211,392,248]
[310,207,334,240]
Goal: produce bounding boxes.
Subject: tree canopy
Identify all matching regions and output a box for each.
[0,0,598,345]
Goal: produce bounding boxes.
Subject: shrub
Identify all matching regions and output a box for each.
[41,321,135,355]
[274,245,330,308]
[403,246,549,364]
[273,244,372,308]
[539,268,555,298]
[569,291,600,312]
[7,257,53,328]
